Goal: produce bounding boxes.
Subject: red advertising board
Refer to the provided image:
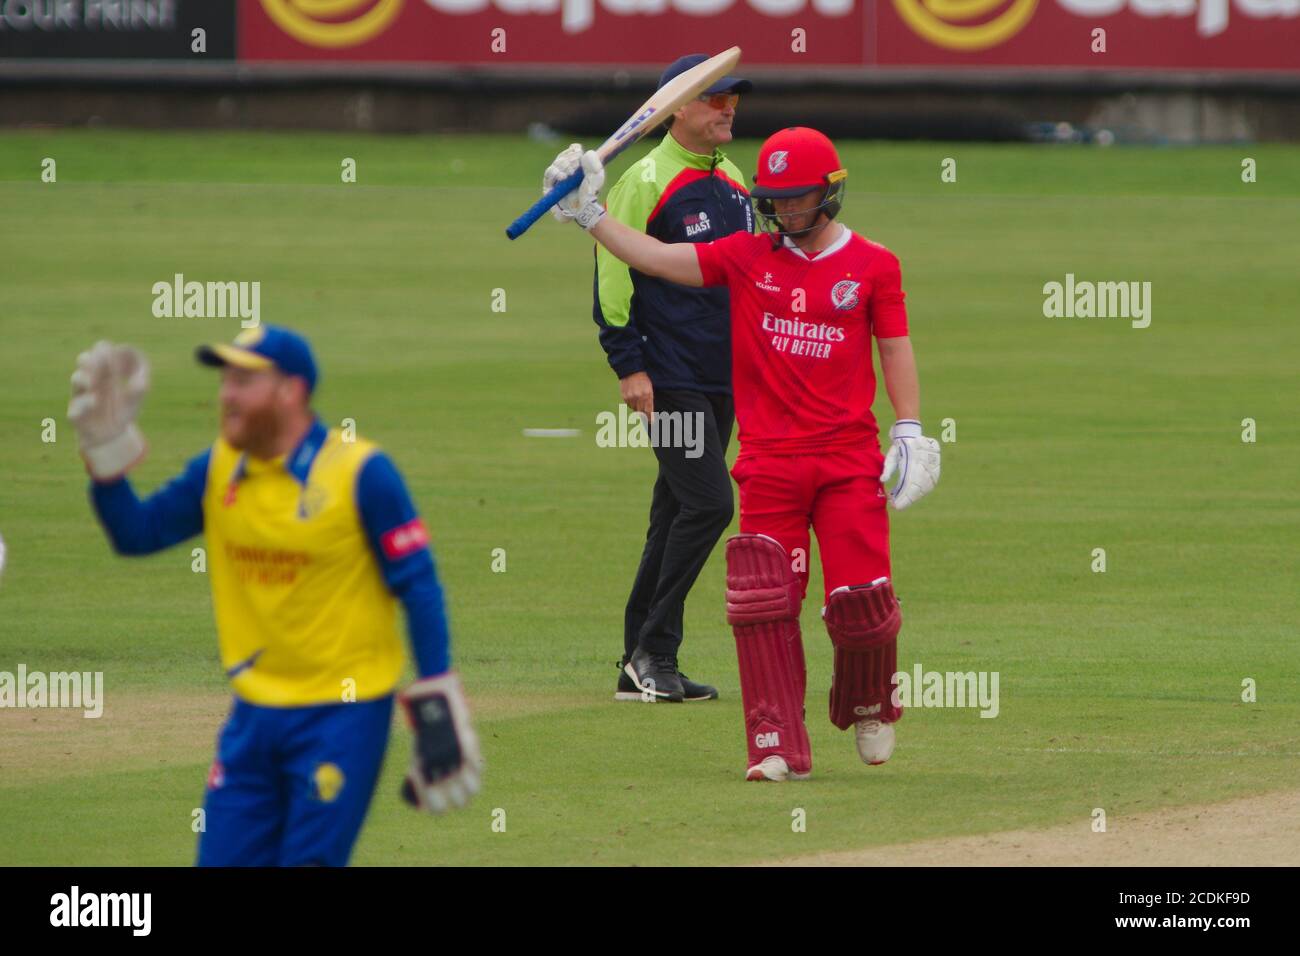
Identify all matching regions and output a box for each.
[875,0,1300,69]
[237,0,1300,71]
[237,0,867,64]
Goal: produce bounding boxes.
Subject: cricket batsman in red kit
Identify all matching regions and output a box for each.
[543,127,941,781]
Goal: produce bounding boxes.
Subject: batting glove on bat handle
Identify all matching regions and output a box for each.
[573,151,607,230]
[538,146,606,231]
[399,671,482,815]
[543,144,584,224]
[880,419,941,511]
[67,341,150,482]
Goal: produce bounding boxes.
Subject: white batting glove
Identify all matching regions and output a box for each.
[543,143,583,223]
[399,671,481,815]
[880,420,941,511]
[543,145,605,230]
[67,341,150,482]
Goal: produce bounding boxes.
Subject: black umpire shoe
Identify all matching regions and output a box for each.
[616,658,718,702]
[623,647,684,703]
[614,663,641,702]
[678,670,719,702]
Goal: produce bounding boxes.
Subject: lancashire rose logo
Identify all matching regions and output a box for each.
[892,0,1038,51]
[831,280,860,311]
[767,150,790,175]
[260,0,405,49]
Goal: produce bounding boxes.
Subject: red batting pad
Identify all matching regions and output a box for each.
[725,534,812,775]
[824,580,903,729]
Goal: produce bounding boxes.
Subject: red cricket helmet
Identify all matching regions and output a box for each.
[751,127,848,237]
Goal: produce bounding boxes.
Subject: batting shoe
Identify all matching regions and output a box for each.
[854,718,896,765]
[615,661,717,702]
[746,755,811,782]
[623,646,684,703]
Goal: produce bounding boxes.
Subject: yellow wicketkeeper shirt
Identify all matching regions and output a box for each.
[90,419,450,707]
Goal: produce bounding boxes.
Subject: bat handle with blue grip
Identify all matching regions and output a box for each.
[506,168,586,240]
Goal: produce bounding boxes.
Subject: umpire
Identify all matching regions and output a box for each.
[594,54,754,703]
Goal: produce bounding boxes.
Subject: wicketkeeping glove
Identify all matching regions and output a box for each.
[880,419,941,511]
[398,671,481,814]
[67,341,150,482]
[543,144,606,230]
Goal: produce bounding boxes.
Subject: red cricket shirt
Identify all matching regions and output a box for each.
[695,225,909,455]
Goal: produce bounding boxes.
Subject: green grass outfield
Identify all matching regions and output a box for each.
[1,131,1297,866]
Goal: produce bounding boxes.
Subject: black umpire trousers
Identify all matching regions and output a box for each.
[623,389,735,662]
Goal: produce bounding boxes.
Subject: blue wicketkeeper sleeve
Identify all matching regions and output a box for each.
[89,449,210,555]
[356,452,451,678]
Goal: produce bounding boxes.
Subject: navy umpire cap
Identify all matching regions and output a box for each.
[197,324,319,395]
[658,53,752,94]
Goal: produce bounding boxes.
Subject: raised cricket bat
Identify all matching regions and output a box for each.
[505,46,742,240]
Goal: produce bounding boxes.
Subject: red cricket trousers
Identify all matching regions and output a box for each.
[731,445,892,604]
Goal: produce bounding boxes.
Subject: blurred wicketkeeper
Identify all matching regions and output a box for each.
[70,326,480,863]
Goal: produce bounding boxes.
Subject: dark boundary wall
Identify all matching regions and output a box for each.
[2,62,1299,143]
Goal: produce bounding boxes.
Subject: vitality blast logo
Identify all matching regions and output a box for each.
[683,211,711,237]
[50,886,151,936]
